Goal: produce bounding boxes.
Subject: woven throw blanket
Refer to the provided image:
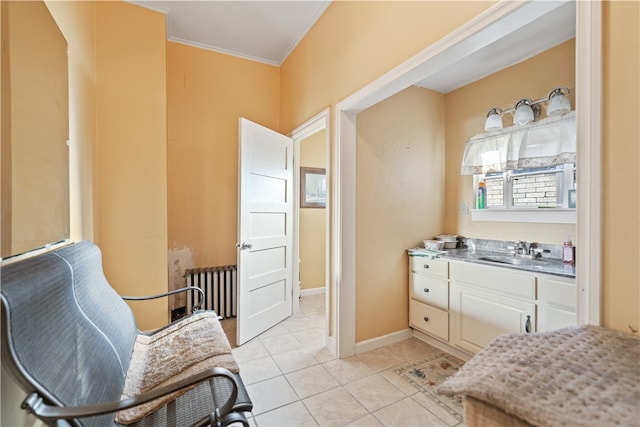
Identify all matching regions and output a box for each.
[116,311,238,424]
[438,325,640,427]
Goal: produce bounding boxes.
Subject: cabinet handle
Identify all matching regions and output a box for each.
[423,288,430,293]
[423,316,429,322]
[525,315,531,333]
[423,264,430,269]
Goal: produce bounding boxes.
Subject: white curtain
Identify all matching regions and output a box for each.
[461,111,576,175]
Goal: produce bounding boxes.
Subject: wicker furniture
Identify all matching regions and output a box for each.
[1,240,252,426]
[438,325,639,427]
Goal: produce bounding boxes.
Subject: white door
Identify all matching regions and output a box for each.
[237,118,293,345]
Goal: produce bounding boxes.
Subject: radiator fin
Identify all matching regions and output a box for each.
[185,265,237,318]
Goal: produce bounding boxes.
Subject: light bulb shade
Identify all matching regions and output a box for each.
[514,99,534,125]
[484,108,503,131]
[547,92,571,116]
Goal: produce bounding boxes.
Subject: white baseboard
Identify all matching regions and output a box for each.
[325,334,337,356]
[300,287,325,297]
[355,328,414,354]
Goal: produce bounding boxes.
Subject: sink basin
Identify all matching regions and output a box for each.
[475,255,549,266]
[476,255,523,265]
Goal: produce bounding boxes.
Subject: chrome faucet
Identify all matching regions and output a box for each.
[508,240,528,256]
[508,241,550,259]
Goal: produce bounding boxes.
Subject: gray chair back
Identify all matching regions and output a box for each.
[1,241,138,426]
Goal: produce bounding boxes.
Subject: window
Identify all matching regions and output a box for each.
[472,164,576,223]
[462,112,577,223]
[477,164,575,209]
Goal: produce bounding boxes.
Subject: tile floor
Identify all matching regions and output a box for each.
[226,294,464,427]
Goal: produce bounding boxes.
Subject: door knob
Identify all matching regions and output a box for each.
[236,242,252,250]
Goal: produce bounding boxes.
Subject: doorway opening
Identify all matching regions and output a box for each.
[332,0,601,358]
[291,109,334,355]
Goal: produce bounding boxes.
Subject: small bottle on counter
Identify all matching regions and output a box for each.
[477,181,486,209]
[562,237,575,265]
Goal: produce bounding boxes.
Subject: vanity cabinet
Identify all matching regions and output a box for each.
[450,261,536,355]
[408,256,450,342]
[408,252,577,356]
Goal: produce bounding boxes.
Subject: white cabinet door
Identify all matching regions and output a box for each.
[451,283,535,354]
[538,275,577,332]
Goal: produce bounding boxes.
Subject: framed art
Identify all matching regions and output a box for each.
[300,167,327,208]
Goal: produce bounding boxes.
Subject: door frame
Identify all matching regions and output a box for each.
[290,109,334,354]
[333,0,601,358]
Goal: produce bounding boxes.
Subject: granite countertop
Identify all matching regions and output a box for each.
[408,247,576,278]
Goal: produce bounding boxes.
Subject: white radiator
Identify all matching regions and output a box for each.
[185,265,237,318]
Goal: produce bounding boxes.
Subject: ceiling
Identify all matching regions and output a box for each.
[415,0,576,93]
[129,1,332,66]
[129,0,575,93]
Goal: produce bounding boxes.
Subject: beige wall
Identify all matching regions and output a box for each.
[280,0,495,344]
[2,2,98,426]
[49,1,171,330]
[2,1,69,257]
[282,1,639,338]
[602,0,639,333]
[94,2,168,329]
[356,86,445,341]
[280,1,495,134]
[166,42,280,269]
[300,130,327,290]
[445,40,577,244]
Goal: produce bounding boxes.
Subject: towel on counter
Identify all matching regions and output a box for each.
[408,248,444,260]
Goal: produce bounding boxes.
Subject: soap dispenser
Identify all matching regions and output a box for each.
[562,237,575,265]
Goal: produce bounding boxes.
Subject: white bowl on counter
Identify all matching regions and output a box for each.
[423,240,445,250]
[436,234,458,249]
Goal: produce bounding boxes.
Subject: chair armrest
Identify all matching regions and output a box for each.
[122,286,205,312]
[23,367,238,425]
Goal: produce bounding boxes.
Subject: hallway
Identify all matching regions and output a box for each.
[231,294,464,426]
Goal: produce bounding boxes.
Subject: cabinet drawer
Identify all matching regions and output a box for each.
[410,256,449,279]
[451,261,535,300]
[539,276,576,310]
[410,300,448,342]
[411,274,448,309]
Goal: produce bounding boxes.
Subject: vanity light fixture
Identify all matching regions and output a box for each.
[546,87,572,116]
[484,108,503,131]
[513,99,539,126]
[483,86,571,131]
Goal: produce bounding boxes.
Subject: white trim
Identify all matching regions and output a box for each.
[471,209,576,224]
[290,108,333,353]
[334,108,357,358]
[355,329,414,354]
[333,0,599,355]
[1,239,71,265]
[290,109,329,141]
[325,334,337,356]
[575,0,602,326]
[300,287,325,297]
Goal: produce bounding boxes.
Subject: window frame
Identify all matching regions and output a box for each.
[471,163,576,224]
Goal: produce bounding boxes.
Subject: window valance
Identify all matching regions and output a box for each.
[461,111,576,175]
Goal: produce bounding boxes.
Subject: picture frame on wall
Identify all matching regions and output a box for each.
[300,167,326,208]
